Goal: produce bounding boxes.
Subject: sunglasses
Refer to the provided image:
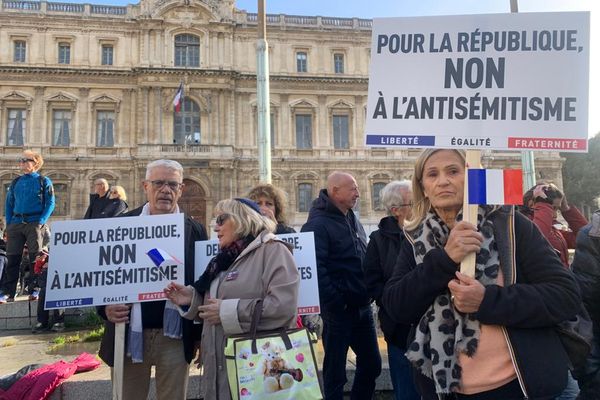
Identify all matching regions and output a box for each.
[149,180,182,191]
[215,213,231,226]
[18,158,34,163]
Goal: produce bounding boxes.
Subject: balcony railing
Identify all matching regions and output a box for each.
[0,1,373,29]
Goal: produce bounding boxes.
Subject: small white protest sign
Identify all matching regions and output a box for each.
[45,213,185,309]
[195,232,320,315]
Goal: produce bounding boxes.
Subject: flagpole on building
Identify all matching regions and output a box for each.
[256,0,272,183]
[511,0,536,191]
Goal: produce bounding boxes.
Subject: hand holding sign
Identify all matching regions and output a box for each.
[105,304,131,324]
[444,221,483,264]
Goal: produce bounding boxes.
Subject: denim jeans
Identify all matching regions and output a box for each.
[321,305,382,400]
[556,370,579,400]
[387,343,420,400]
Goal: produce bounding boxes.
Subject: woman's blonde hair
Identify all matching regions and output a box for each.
[111,185,127,201]
[215,198,276,239]
[404,149,466,231]
[247,183,289,224]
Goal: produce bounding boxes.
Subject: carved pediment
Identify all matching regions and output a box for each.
[328,99,354,110]
[289,99,317,109]
[92,94,120,104]
[46,92,77,103]
[1,91,32,102]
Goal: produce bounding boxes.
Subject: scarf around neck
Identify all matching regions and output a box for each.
[405,206,500,394]
[193,235,255,294]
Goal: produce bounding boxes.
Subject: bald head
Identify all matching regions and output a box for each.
[327,171,359,214]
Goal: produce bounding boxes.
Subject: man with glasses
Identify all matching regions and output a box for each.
[96,159,207,400]
[1,150,55,304]
[83,178,113,219]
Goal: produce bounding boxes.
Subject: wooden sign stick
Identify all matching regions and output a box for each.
[112,322,125,400]
[460,149,482,278]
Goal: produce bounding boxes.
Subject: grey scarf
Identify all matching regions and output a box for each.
[405,206,500,394]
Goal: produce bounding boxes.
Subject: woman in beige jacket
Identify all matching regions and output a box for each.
[165,197,300,400]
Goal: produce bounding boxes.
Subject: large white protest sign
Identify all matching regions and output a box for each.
[195,232,320,315]
[45,213,185,310]
[365,12,590,152]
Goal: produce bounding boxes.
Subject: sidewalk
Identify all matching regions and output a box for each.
[1,299,394,399]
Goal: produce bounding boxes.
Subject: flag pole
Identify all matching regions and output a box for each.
[256,0,272,184]
[510,0,536,191]
[460,150,481,277]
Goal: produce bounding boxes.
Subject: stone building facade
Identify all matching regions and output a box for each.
[0,0,563,232]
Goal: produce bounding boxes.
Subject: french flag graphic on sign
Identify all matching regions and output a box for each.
[468,169,523,205]
[147,248,182,267]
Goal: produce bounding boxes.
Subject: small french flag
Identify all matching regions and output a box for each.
[147,248,182,267]
[468,169,523,205]
[172,82,184,112]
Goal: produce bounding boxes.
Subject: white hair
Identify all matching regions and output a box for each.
[145,159,184,180]
[380,180,412,215]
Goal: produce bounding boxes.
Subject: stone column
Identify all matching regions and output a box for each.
[78,87,90,147]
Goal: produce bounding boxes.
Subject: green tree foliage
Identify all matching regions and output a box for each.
[561,133,600,212]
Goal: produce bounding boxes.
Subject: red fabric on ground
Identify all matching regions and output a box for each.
[0,353,100,400]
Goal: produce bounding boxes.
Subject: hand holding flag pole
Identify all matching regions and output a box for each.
[460,150,482,278]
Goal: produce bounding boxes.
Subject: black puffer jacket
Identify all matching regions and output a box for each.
[364,216,410,348]
[383,207,580,400]
[571,211,600,398]
[301,189,369,312]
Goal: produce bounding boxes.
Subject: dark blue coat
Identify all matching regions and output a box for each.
[301,189,369,312]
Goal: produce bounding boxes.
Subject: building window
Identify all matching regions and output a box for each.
[174,34,200,67]
[372,182,387,211]
[97,111,115,147]
[333,115,349,149]
[58,43,70,64]
[53,183,69,216]
[296,52,307,72]
[101,45,113,66]
[14,41,26,63]
[295,114,312,149]
[298,183,313,212]
[173,98,200,144]
[334,53,344,74]
[52,110,71,146]
[7,109,26,146]
[270,112,276,149]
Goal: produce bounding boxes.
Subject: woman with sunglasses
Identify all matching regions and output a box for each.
[103,185,129,218]
[164,198,300,400]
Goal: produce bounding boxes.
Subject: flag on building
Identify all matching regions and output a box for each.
[147,248,182,267]
[468,169,523,205]
[172,82,184,112]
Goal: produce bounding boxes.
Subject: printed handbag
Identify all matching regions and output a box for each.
[224,300,323,400]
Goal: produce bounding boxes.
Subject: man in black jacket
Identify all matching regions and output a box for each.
[301,171,381,400]
[83,178,112,219]
[364,180,419,400]
[96,159,207,400]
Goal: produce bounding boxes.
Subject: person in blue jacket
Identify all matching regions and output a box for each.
[0,150,55,303]
[301,171,381,400]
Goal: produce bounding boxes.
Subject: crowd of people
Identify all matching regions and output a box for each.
[2,148,600,400]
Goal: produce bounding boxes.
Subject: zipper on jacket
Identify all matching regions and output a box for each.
[501,326,529,399]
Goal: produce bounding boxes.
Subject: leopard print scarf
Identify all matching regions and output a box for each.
[405,206,500,394]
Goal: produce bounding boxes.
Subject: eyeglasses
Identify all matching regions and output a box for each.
[393,203,413,208]
[215,213,231,226]
[149,180,182,191]
[18,158,34,163]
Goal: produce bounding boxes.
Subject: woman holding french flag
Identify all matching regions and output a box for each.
[382,149,581,400]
